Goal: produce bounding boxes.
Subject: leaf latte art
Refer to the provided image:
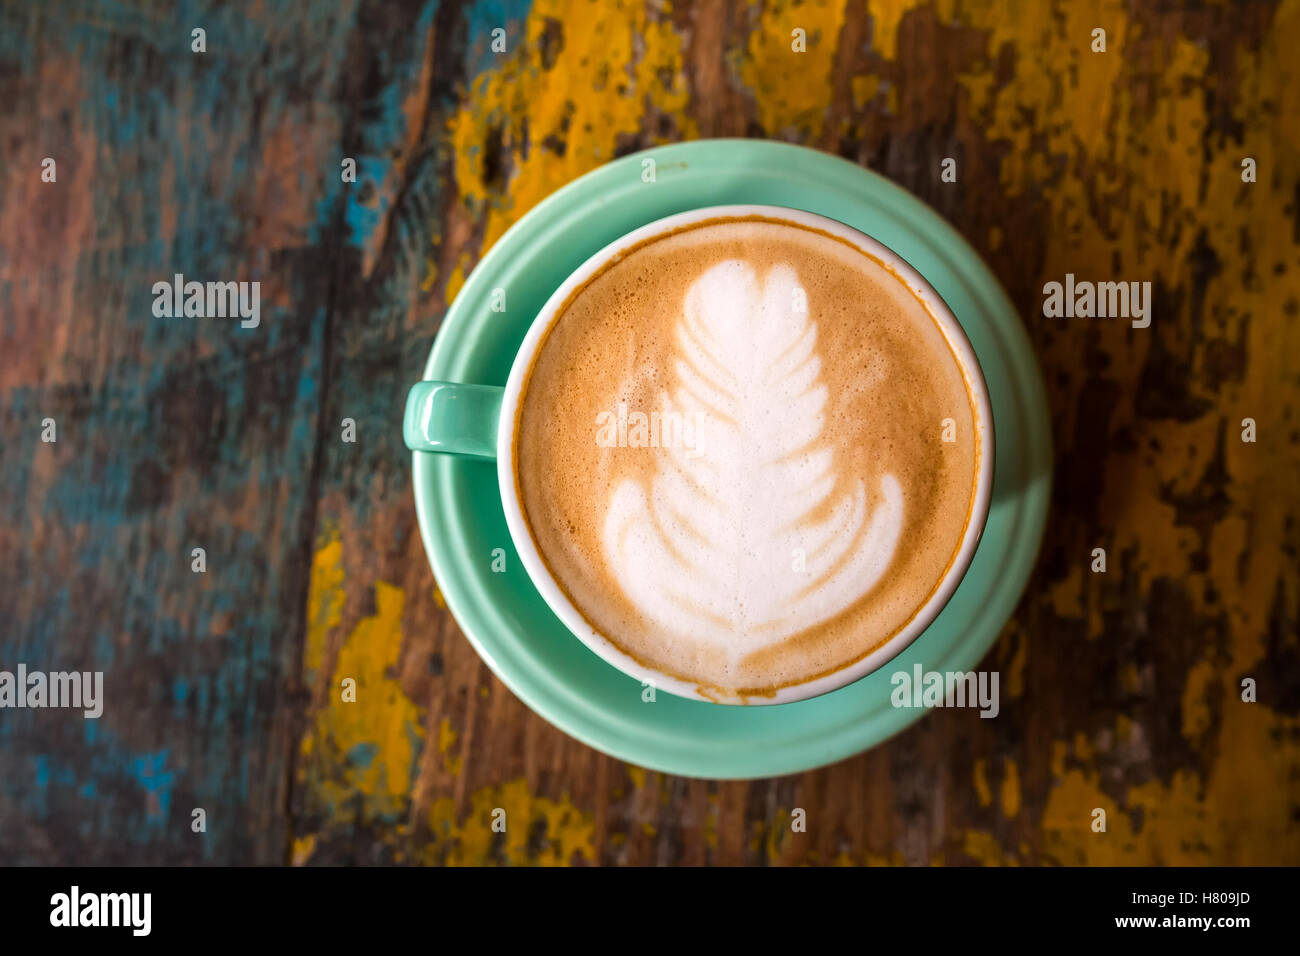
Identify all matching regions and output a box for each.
[515,218,978,698]
[603,260,905,657]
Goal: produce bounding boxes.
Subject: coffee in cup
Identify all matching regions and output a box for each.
[512,215,983,700]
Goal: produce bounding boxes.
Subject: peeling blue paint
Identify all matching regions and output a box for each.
[348,742,378,769]
[464,0,535,78]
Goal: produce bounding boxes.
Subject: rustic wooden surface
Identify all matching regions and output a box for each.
[1,0,1297,865]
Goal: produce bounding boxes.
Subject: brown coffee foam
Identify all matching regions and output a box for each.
[515,216,980,697]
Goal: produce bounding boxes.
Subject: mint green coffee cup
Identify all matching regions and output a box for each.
[406,204,995,706]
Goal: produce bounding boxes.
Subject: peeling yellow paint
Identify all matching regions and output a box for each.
[741,0,846,137]
[449,0,697,256]
[947,0,1300,865]
[851,74,879,109]
[871,850,906,866]
[443,259,467,305]
[1044,696,1300,864]
[290,834,316,866]
[438,718,463,776]
[303,530,343,683]
[1050,739,1069,778]
[427,778,595,866]
[297,535,594,863]
[865,0,908,60]
[1073,731,1093,763]
[963,829,1015,865]
[298,531,424,823]
[1001,759,1021,818]
[1181,659,1218,742]
[1115,715,1132,744]
[955,1,1298,612]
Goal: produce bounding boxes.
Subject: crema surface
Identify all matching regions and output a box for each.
[515,218,979,698]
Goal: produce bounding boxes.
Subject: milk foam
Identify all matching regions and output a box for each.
[601,260,904,662]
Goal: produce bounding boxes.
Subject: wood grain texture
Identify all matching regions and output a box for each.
[3,0,1298,865]
[0,0,354,864]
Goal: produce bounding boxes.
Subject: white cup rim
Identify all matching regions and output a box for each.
[497,204,995,705]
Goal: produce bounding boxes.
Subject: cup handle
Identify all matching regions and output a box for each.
[403,381,504,459]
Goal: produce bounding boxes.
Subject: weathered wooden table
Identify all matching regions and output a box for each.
[2,0,1296,865]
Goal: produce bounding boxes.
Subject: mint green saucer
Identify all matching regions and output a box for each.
[411,140,1051,779]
